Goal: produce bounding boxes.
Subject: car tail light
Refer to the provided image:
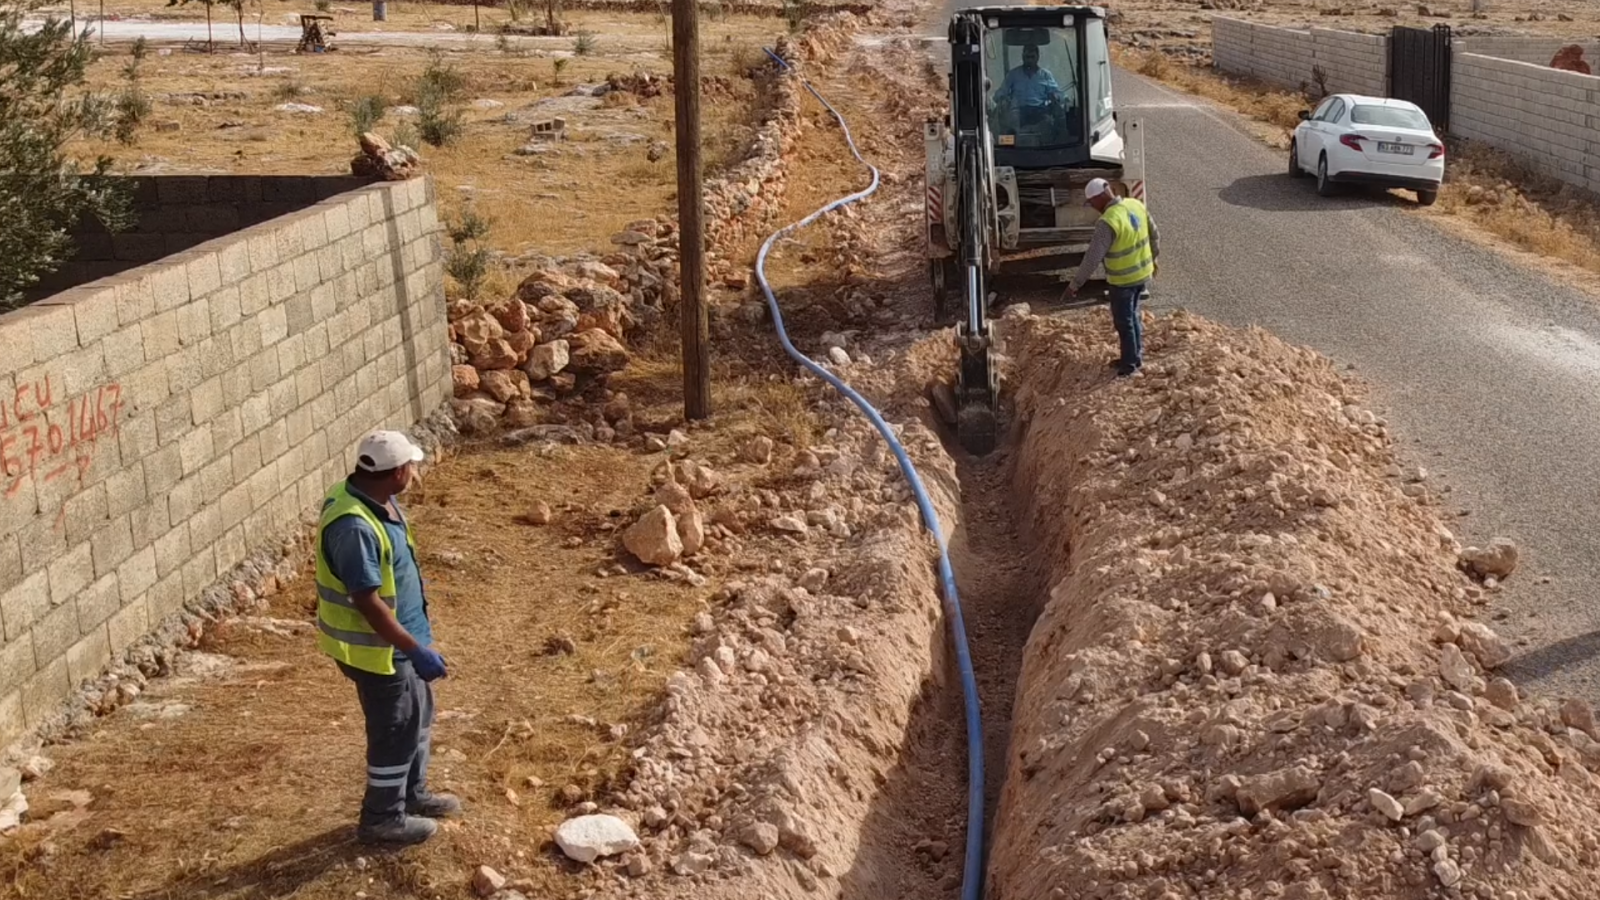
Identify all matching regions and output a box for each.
[1340,134,1368,151]
[1428,143,1445,159]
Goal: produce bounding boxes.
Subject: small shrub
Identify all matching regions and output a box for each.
[348,93,386,135]
[314,0,331,9]
[573,30,595,56]
[416,82,464,146]
[782,0,805,33]
[272,80,306,100]
[1136,49,1170,79]
[495,30,511,53]
[416,50,466,103]
[391,119,420,151]
[445,207,494,301]
[113,89,151,145]
[552,56,568,85]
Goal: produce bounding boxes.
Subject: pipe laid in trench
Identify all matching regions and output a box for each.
[751,46,988,900]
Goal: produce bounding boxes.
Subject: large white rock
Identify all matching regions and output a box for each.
[623,506,682,566]
[555,814,640,863]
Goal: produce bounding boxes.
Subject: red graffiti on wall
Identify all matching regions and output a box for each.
[0,375,125,501]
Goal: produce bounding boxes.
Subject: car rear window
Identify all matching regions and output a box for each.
[1351,105,1431,130]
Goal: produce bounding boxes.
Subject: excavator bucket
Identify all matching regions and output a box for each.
[954,335,998,455]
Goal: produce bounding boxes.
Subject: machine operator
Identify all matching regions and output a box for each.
[993,43,1062,125]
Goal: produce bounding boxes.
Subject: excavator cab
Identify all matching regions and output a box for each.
[924,6,1146,455]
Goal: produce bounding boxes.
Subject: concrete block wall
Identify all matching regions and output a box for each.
[1213,18,1389,96]
[25,176,374,302]
[1451,53,1600,195]
[0,178,452,744]
[1454,37,1600,67]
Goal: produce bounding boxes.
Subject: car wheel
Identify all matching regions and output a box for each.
[1417,188,1438,207]
[1288,140,1304,178]
[1316,155,1337,197]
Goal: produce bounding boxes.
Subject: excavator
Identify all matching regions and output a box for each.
[924,5,1147,455]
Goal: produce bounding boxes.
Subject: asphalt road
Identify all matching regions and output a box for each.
[1107,70,1600,700]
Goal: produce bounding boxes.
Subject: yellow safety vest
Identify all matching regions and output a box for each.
[1100,197,1155,287]
[314,481,416,675]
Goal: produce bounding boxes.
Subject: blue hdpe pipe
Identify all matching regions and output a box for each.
[754,47,987,900]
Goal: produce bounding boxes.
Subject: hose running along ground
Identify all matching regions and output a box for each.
[753,47,987,900]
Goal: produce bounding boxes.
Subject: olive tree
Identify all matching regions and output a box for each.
[0,3,131,309]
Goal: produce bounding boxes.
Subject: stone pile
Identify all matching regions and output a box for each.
[350,131,423,181]
[1550,44,1592,75]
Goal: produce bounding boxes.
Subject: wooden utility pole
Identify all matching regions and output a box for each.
[672,0,710,420]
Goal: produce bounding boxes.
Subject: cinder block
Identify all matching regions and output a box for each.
[214,524,247,574]
[209,284,244,334]
[75,570,121,636]
[0,638,36,705]
[66,284,121,348]
[20,656,69,727]
[101,326,146,380]
[106,600,149,654]
[177,427,215,478]
[175,298,212,347]
[90,516,135,580]
[65,627,110,685]
[239,272,272,318]
[165,344,202,395]
[164,471,200,524]
[103,467,147,522]
[184,252,223,301]
[241,391,272,435]
[144,571,186,623]
[153,520,191,580]
[153,393,191,448]
[140,309,181,361]
[127,501,168,552]
[324,203,353,241]
[112,233,167,263]
[277,333,307,377]
[60,481,109,547]
[267,263,298,307]
[190,376,224,426]
[180,543,217,600]
[249,348,281,393]
[27,301,78,363]
[30,600,79,668]
[293,252,323,294]
[198,455,232,501]
[248,231,281,274]
[259,304,290,348]
[304,321,330,362]
[0,569,49,643]
[116,546,157,604]
[197,335,236,382]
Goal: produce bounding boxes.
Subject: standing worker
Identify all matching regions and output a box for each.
[315,430,460,845]
[1062,177,1160,377]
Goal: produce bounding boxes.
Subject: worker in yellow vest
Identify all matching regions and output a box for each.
[316,430,459,846]
[1063,177,1161,377]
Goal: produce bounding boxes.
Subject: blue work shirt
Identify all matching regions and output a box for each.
[321,483,431,661]
[996,65,1060,108]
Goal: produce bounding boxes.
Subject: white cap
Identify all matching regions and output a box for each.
[1084,177,1112,203]
[355,430,425,472]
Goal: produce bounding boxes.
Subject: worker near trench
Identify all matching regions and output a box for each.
[1063,176,1160,377]
[314,429,460,846]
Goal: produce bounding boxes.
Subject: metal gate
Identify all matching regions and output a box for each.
[1389,24,1452,132]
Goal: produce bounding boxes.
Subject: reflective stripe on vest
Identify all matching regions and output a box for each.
[1101,197,1155,287]
[313,481,417,675]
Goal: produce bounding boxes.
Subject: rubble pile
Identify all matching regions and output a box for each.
[1549,44,1591,74]
[985,309,1600,900]
[350,131,423,180]
[448,15,862,436]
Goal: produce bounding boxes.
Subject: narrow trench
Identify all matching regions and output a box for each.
[837,411,1047,900]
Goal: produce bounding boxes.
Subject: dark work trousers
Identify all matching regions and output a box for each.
[1108,281,1148,371]
[338,659,435,827]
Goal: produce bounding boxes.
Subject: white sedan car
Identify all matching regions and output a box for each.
[1289,94,1445,205]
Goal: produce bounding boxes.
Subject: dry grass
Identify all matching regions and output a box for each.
[71,14,774,256]
[1126,48,1600,282]
[0,441,701,900]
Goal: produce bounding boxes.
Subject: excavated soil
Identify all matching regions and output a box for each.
[982,307,1600,900]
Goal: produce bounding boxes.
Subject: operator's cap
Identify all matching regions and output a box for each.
[1083,177,1112,203]
[355,430,425,472]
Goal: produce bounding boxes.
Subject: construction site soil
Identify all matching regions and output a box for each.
[10,2,1600,899]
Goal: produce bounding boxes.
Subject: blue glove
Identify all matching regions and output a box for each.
[410,646,448,682]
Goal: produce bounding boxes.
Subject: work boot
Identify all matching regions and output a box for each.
[357,815,438,846]
[407,791,462,819]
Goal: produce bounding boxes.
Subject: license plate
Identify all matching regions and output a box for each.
[1377,142,1414,155]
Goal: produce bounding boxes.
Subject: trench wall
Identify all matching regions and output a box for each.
[0,177,451,746]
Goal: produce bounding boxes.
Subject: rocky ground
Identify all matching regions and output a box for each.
[10,1,1600,899]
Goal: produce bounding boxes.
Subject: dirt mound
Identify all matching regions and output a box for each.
[986,308,1600,900]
